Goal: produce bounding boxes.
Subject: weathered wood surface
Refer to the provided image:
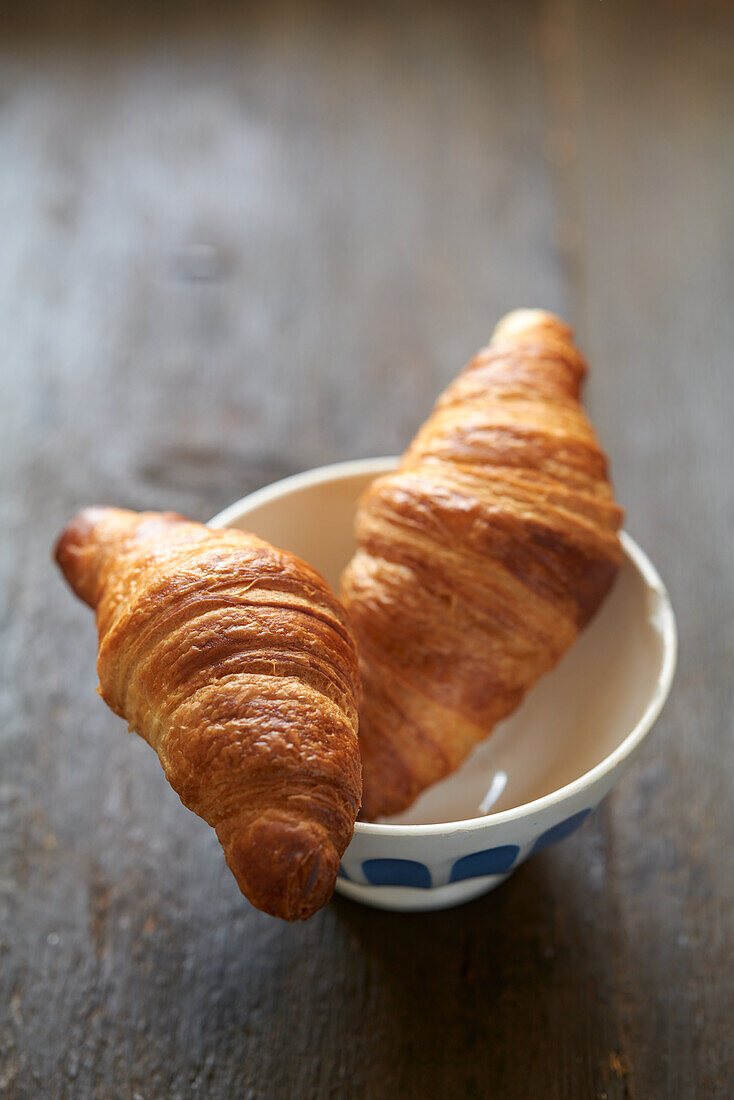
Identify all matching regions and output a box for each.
[1,1,732,1097]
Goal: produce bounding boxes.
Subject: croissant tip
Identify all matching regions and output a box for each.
[54,507,195,606]
[54,506,106,557]
[493,308,573,343]
[225,816,341,921]
[54,507,117,604]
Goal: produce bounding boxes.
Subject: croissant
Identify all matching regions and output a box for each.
[55,508,361,920]
[341,309,624,819]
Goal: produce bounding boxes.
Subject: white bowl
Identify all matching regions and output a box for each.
[211,458,677,912]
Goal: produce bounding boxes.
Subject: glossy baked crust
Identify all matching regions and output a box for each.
[341,309,624,819]
[55,508,362,920]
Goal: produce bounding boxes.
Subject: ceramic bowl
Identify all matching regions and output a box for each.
[211,458,677,912]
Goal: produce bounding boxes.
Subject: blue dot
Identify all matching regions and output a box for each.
[362,858,432,889]
[449,845,520,882]
[337,865,351,881]
[530,809,593,854]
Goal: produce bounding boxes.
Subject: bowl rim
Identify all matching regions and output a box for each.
[210,456,678,839]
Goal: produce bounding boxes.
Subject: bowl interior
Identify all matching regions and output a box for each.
[211,460,671,826]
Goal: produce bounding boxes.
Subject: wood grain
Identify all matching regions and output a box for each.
[1,1,732,1097]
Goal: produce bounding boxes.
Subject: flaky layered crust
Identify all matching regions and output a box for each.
[341,309,624,819]
[55,508,362,920]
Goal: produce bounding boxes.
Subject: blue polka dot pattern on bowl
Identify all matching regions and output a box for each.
[530,808,593,854]
[449,845,520,883]
[362,858,432,889]
[337,865,351,881]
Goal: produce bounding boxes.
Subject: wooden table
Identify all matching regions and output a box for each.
[2,2,732,1097]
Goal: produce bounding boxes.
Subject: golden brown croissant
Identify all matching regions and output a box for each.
[341,309,624,819]
[55,508,361,920]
